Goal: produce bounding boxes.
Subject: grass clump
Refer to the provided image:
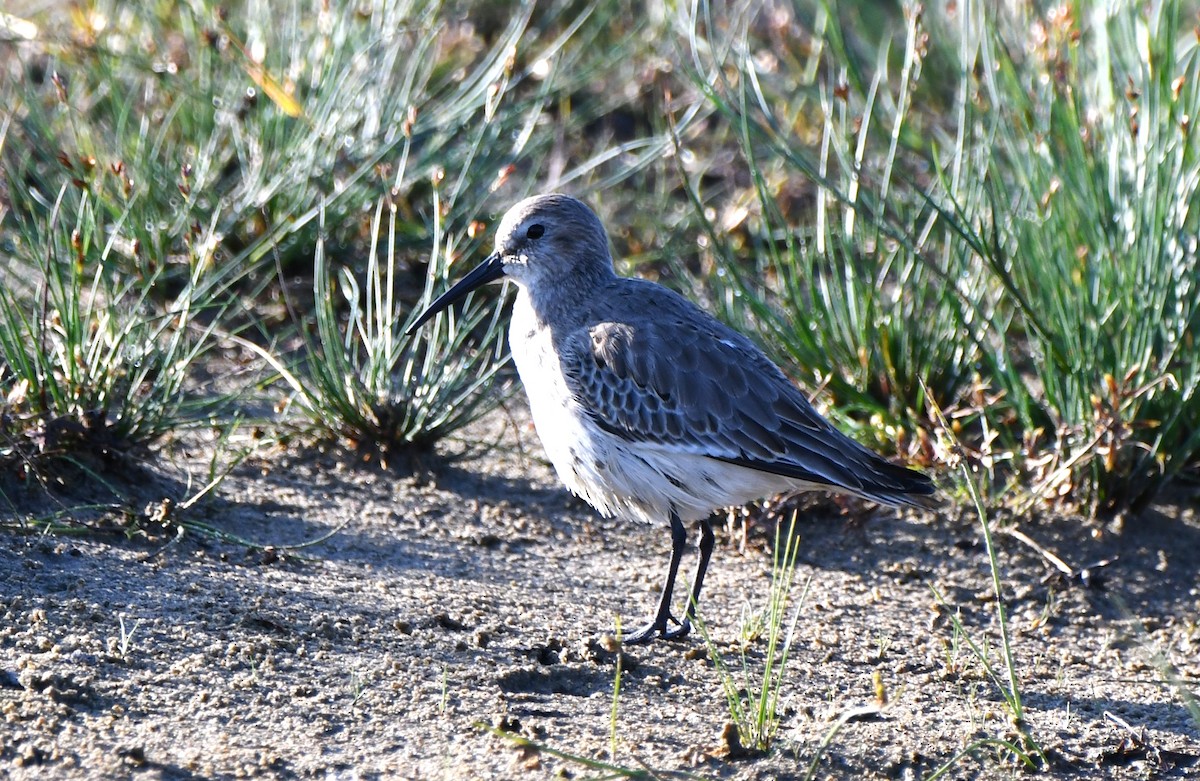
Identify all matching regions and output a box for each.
[678,0,1200,513]
[674,0,978,454]
[271,191,513,465]
[698,512,808,756]
[0,178,228,493]
[948,0,1200,512]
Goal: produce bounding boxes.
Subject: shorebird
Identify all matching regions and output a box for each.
[407,194,935,645]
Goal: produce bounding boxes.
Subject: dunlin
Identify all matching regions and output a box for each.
[408,194,935,644]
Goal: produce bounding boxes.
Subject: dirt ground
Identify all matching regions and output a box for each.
[2,405,1198,780]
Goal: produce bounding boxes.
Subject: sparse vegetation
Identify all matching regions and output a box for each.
[698,512,809,755]
[0,177,230,488]
[928,393,1047,773]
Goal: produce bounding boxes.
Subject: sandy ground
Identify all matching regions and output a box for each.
[2,405,1198,780]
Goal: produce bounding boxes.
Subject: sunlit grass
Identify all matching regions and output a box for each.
[945,0,1200,513]
[674,0,979,456]
[678,0,1200,513]
[1,0,696,489]
[0,181,229,482]
[270,193,514,465]
[697,512,809,755]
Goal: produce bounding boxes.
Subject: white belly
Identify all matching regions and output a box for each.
[509,301,797,526]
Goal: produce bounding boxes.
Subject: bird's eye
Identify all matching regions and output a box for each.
[526,224,545,240]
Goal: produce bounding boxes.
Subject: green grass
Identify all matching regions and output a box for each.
[610,616,623,762]
[0,179,230,482]
[272,193,514,465]
[0,0,691,497]
[927,393,1047,773]
[12,0,1194,511]
[676,0,1200,513]
[697,512,810,755]
[947,0,1200,512]
[675,0,977,452]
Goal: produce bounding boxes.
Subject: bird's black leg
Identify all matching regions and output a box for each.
[623,510,687,645]
[665,518,715,640]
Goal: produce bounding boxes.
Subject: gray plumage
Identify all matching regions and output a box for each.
[559,287,930,505]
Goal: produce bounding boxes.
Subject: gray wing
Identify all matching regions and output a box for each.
[558,307,933,506]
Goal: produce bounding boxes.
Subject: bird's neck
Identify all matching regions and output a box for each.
[517,268,612,329]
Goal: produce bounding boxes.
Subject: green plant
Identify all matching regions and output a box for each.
[1108,592,1200,732]
[697,512,809,754]
[0,183,228,481]
[272,192,514,463]
[1,2,319,512]
[927,393,1046,772]
[3,0,698,476]
[350,670,370,710]
[948,0,1200,512]
[115,612,140,661]
[675,0,979,452]
[610,616,623,762]
[6,1,530,283]
[677,0,1200,512]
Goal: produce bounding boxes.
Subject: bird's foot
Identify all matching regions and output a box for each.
[622,614,693,645]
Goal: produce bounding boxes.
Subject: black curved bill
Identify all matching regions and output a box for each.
[405,252,504,335]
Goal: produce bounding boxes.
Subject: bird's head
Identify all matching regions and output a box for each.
[406,194,613,334]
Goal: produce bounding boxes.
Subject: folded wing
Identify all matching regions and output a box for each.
[559,312,934,507]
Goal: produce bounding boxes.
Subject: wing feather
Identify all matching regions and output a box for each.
[559,301,933,505]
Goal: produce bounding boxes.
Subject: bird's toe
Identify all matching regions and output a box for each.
[662,619,693,641]
[622,613,688,645]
